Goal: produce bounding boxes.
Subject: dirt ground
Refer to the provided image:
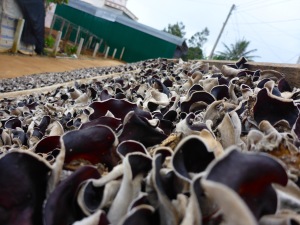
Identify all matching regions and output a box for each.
[0,53,124,79]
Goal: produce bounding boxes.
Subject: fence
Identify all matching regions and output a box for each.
[48,14,125,59]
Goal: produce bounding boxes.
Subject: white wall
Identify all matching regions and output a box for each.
[45,3,57,28]
[2,0,22,18]
[81,0,105,7]
[109,0,127,7]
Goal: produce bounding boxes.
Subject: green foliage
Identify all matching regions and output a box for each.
[163,22,209,60]
[186,27,209,60]
[45,35,55,48]
[212,54,227,60]
[182,47,203,61]
[215,38,258,60]
[65,45,77,55]
[163,22,186,38]
[188,28,209,48]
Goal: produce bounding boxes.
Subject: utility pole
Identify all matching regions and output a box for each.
[208,4,236,59]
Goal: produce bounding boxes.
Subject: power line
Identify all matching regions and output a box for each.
[183,0,227,5]
[232,10,240,39]
[237,0,297,13]
[208,4,236,59]
[228,22,299,54]
[237,0,274,8]
[238,11,300,41]
[285,53,300,63]
[236,18,300,25]
[234,14,295,54]
[236,12,286,62]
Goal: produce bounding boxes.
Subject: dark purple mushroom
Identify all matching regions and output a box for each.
[152,112,163,120]
[99,89,113,101]
[152,153,179,225]
[79,116,122,132]
[163,78,173,87]
[147,102,159,112]
[89,99,151,121]
[61,125,119,169]
[252,71,261,80]
[163,109,177,122]
[218,76,229,86]
[11,129,27,145]
[38,115,51,135]
[73,118,82,128]
[107,152,152,224]
[180,91,215,114]
[172,135,215,182]
[257,78,271,89]
[154,147,186,200]
[117,140,148,157]
[66,119,75,129]
[0,151,51,225]
[188,84,204,96]
[114,77,125,86]
[129,193,151,211]
[88,87,98,100]
[278,78,292,93]
[205,148,288,219]
[118,111,167,147]
[149,78,170,97]
[191,175,220,224]
[177,113,208,133]
[115,92,126,99]
[253,88,299,127]
[210,85,230,100]
[292,116,300,140]
[44,166,100,225]
[271,86,282,97]
[35,136,61,154]
[4,118,21,129]
[237,70,255,78]
[31,128,44,139]
[158,119,175,136]
[120,205,156,225]
[26,101,39,111]
[235,57,248,69]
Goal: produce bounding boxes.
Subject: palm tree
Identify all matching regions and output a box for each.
[216,39,258,61]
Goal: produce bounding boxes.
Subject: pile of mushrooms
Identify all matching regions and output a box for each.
[1,57,300,225]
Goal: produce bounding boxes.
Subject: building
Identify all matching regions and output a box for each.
[53,0,187,62]
[82,0,137,20]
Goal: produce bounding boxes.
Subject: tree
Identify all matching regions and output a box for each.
[163,22,209,60]
[183,27,209,60]
[215,38,258,60]
[188,28,209,48]
[184,47,204,60]
[163,22,186,38]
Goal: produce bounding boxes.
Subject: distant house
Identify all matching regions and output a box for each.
[81,0,138,20]
[53,0,187,62]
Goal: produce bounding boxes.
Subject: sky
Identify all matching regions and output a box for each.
[126,0,300,64]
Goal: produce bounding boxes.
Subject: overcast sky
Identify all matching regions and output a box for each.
[126,0,300,64]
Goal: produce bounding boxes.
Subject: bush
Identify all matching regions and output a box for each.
[65,45,77,55]
[45,35,55,48]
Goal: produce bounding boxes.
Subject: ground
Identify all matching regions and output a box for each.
[0,53,124,79]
